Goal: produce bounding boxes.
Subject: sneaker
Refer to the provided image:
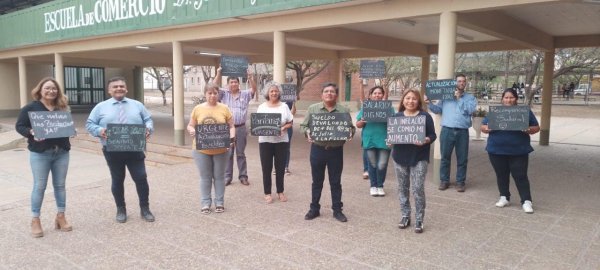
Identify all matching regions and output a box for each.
[362,171,369,179]
[285,168,291,176]
[370,187,378,196]
[438,181,449,190]
[522,200,534,214]
[495,196,510,208]
[377,187,385,196]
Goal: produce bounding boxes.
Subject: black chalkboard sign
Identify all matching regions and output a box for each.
[280,84,297,102]
[106,124,146,152]
[196,123,230,150]
[28,111,76,139]
[360,60,386,78]
[310,113,352,141]
[250,113,282,136]
[386,116,426,144]
[362,100,393,122]
[487,105,529,131]
[425,79,457,100]
[220,55,248,78]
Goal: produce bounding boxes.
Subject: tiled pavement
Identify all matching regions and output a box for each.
[0,108,599,269]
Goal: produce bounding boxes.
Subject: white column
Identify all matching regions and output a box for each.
[273,31,286,83]
[54,53,64,90]
[18,57,27,107]
[431,11,457,184]
[172,41,185,146]
[421,55,430,107]
[540,50,554,145]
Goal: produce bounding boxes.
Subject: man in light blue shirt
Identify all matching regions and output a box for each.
[86,76,155,223]
[427,74,477,192]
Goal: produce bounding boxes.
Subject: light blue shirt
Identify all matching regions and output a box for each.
[428,93,477,129]
[86,97,153,145]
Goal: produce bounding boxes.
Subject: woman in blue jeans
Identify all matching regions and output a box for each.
[481,88,539,214]
[15,77,73,238]
[356,86,393,197]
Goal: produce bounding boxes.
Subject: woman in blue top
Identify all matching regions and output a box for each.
[356,86,392,197]
[391,89,436,233]
[481,88,539,214]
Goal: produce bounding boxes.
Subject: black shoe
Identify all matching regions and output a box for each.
[140,206,155,222]
[455,183,466,193]
[398,216,411,229]
[415,221,424,233]
[225,179,232,186]
[438,181,450,190]
[116,206,127,223]
[333,211,347,222]
[304,210,320,220]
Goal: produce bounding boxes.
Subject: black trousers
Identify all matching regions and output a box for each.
[102,149,150,207]
[259,142,288,194]
[309,144,344,212]
[488,153,532,204]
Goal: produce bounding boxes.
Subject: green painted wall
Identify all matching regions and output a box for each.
[0,0,353,50]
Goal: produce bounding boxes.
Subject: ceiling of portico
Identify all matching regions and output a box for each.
[4,0,599,67]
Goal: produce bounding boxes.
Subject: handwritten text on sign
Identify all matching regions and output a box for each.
[362,100,392,122]
[251,113,281,136]
[386,116,426,144]
[310,113,352,141]
[280,84,297,102]
[106,124,146,152]
[196,124,230,150]
[360,60,385,78]
[425,79,457,100]
[28,111,76,139]
[220,55,249,78]
[488,105,529,131]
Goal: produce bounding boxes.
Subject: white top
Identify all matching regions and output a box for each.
[256,102,293,143]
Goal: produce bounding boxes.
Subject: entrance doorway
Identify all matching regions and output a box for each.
[64,66,105,105]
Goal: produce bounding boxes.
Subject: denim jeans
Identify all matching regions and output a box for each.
[102,149,150,208]
[488,153,532,204]
[309,144,344,212]
[394,160,428,222]
[259,142,288,194]
[285,127,293,169]
[30,148,70,217]
[193,150,228,208]
[366,148,391,188]
[362,148,369,172]
[440,127,469,184]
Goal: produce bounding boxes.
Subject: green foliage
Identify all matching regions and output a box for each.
[472,107,487,117]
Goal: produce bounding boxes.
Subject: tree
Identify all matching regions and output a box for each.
[286,60,330,99]
[144,66,193,106]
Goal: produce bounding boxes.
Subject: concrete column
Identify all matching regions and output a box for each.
[173,41,185,146]
[54,53,64,90]
[273,31,286,83]
[18,57,28,107]
[421,55,430,110]
[431,11,457,184]
[540,50,554,145]
[133,66,144,102]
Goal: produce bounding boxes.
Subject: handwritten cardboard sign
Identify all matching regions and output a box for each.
[220,55,248,78]
[362,100,393,122]
[106,124,146,152]
[386,116,426,144]
[280,83,297,102]
[487,105,529,131]
[360,60,385,78]
[250,113,281,136]
[28,111,76,139]
[310,113,352,141]
[425,79,457,100]
[196,123,230,150]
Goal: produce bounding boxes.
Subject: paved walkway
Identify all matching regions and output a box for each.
[0,106,599,269]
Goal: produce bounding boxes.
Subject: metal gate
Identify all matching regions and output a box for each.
[64,66,105,105]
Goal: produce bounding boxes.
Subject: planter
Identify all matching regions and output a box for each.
[472,116,484,141]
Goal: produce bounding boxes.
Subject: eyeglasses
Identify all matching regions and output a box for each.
[43,88,58,92]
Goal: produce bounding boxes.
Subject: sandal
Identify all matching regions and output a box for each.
[215,206,225,213]
[264,194,273,204]
[201,207,211,214]
[277,193,288,202]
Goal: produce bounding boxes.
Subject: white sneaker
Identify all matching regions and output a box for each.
[495,196,510,208]
[370,187,377,196]
[377,187,385,196]
[522,200,534,214]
